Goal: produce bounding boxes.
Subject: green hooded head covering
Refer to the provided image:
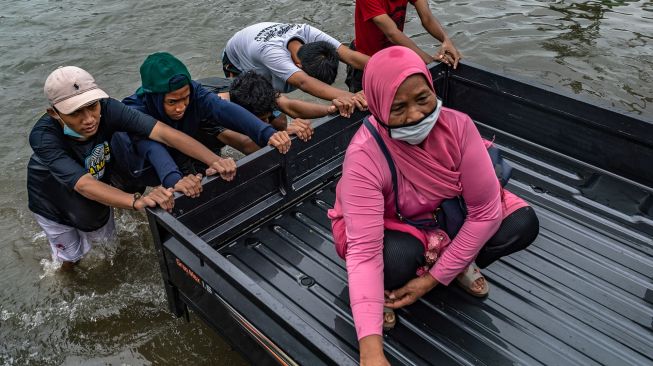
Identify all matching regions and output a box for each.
[137,52,191,95]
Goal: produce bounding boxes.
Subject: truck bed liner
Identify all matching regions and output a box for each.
[148,63,652,365]
[214,142,652,366]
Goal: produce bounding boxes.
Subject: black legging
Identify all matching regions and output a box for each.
[383,206,540,290]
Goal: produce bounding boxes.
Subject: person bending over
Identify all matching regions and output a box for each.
[223,22,368,108]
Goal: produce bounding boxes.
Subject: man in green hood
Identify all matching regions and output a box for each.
[111,52,294,193]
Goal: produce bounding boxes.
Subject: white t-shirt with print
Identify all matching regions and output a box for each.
[225,22,342,93]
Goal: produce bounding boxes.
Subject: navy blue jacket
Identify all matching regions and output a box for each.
[111,81,276,186]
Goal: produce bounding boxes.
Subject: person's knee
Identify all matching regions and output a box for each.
[495,206,539,249]
[476,206,540,269]
[516,206,539,250]
[383,230,425,290]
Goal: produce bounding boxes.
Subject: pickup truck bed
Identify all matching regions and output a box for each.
[147,63,653,365]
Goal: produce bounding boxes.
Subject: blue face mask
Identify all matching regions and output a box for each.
[54,109,88,140]
[63,124,85,139]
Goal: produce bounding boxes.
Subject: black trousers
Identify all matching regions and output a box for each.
[383,206,540,290]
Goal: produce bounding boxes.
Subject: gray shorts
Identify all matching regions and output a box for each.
[33,209,116,262]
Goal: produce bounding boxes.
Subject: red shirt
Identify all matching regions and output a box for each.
[354,0,416,56]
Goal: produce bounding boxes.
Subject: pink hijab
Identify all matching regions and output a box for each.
[362,46,462,201]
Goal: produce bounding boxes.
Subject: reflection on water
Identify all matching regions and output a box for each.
[540,0,652,109]
[0,0,651,364]
[543,1,608,59]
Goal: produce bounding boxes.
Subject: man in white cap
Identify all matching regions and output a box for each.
[27,66,237,270]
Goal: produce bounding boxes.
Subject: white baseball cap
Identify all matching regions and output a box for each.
[44,66,109,114]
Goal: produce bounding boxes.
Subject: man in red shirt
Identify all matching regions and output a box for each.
[346,0,462,92]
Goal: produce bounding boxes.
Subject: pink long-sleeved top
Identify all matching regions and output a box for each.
[328,107,527,340]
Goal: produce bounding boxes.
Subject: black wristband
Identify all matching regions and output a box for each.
[132,192,142,210]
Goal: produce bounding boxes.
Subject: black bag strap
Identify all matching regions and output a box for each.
[363,118,439,229]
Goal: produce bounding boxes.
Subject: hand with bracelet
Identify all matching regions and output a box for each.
[132,186,175,212]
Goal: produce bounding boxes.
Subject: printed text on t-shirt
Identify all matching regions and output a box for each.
[85,141,111,179]
[254,23,302,42]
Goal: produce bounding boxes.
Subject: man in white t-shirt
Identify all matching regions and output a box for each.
[223,22,368,108]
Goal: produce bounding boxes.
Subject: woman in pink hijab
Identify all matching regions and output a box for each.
[327,46,539,365]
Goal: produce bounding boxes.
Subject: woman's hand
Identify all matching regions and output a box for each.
[286,118,313,142]
[134,186,175,212]
[361,354,391,366]
[173,173,203,198]
[384,274,439,309]
[206,157,237,181]
[268,131,292,154]
[359,335,390,366]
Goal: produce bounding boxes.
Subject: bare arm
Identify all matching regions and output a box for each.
[336,44,370,70]
[413,0,449,43]
[74,174,174,212]
[216,130,261,155]
[371,14,435,64]
[359,335,390,366]
[74,174,136,209]
[276,95,333,119]
[286,71,353,102]
[413,0,461,68]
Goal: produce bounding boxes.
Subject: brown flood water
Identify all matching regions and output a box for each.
[0,0,650,364]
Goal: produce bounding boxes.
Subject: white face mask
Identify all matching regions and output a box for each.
[388,99,442,145]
